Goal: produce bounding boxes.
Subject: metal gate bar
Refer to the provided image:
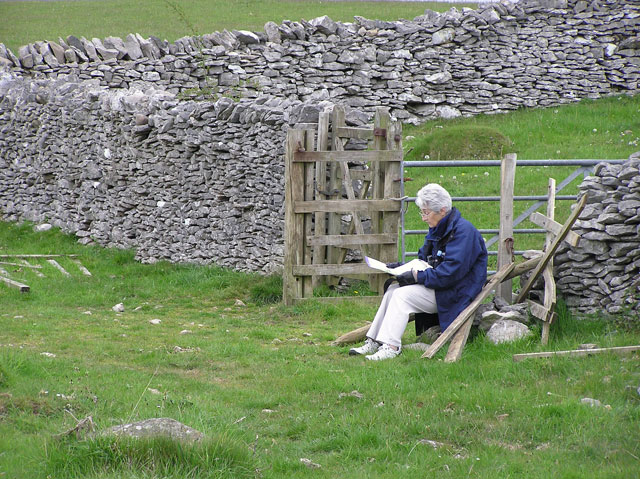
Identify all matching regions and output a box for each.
[400,158,626,262]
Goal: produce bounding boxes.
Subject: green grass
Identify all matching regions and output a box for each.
[0,0,476,54]
[0,219,639,478]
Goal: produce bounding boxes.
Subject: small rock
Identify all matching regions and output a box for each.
[112,303,125,313]
[40,352,56,358]
[262,408,276,413]
[302,332,312,337]
[581,397,602,407]
[339,390,363,399]
[149,319,161,325]
[579,343,598,350]
[179,329,192,335]
[34,223,52,232]
[300,458,321,469]
[234,299,246,307]
[147,388,162,395]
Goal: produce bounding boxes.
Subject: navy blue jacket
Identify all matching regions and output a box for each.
[415,207,488,331]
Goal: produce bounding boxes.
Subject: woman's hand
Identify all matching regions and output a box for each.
[396,270,418,287]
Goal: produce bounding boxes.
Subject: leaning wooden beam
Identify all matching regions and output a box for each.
[487,256,540,282]
[0,262,42,269]
[422,262,515,359]
[513,345,640,362]
[47,259,71,277]
[332,323,373,346]
[529,212,581,248]
[515,194,588,303]
[0,254,77,258]
[444,315,473,363]
[71,259,92,276]
[0,275,30,293]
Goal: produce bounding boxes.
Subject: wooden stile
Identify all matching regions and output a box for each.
[282,106,403,305]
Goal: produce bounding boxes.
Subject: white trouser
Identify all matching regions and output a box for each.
[366,283,438,348]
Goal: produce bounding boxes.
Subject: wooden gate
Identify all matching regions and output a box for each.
[283,106,403,305]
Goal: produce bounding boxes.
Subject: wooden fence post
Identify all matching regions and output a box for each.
[497,153,516,303]
[283,129,306,305]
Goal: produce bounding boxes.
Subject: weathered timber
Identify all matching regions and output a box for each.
[515,194,588,303]
[293,150,402,163]
[422,262,516,359]
[306,234,397,247]
[529,212,581,248]
[497,153,516,303]
[0,275,30,292]
[294,199,401,214]
[513,346,640,362]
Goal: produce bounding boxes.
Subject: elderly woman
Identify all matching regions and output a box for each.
[350,183,488,360]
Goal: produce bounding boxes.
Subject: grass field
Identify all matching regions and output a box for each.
[0,0,476,54]
[0,220,639,479]
[1,0,640,475]
[1,93,640,477]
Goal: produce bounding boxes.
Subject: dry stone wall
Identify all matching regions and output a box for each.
[555,156,640,316]
[0,0,638,124]
[0,73,344,272]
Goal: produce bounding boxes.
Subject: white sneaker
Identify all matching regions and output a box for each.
[365,344,401,361]
[349,338,380,356]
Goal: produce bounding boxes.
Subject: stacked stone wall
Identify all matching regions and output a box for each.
[1,0,638,124]
[0,74,328,272]
[555,157,640,316]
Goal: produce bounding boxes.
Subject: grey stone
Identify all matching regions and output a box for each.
[486,320,532,345]
[99,418,203,442]
[124,34,143,60]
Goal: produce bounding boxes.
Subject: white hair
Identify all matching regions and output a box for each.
[415,183,452,214]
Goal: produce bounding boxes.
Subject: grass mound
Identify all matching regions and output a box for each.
[406,125,513,162]
[44,435,255,479]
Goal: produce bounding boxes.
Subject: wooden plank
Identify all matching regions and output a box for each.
[312,111,331,290]
[326,107,345,279]
[349,170,373,181]
[0,275,30,292]
[335,126,374,140]
[488,256,540,282]
[332,323,372,345]
[302,129,316,298]
[71,259,92,276]
[515,194,588,303]
[497,153,516,303]
[422,262,516,359]
[527,300,554,321]
[294,199,401,214]
[307,233,397,247]
[444,314,474,363]
[379,116,402,293]
[529,212,581,248]
[293,263,386,276]
[540,177,557,345]
[295,296,382,306]
[0,254,77,258]
[513,345,640,362]
[293,150,403,163]
[0,262,42,269]
[370,107,389,290]
[283,129,306,305]
[47,259,70,276]
[21,259,46,277]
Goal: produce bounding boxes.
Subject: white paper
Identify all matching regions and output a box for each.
[365,256,431,276]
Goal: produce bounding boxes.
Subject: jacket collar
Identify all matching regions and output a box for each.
[427,207,460,240]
